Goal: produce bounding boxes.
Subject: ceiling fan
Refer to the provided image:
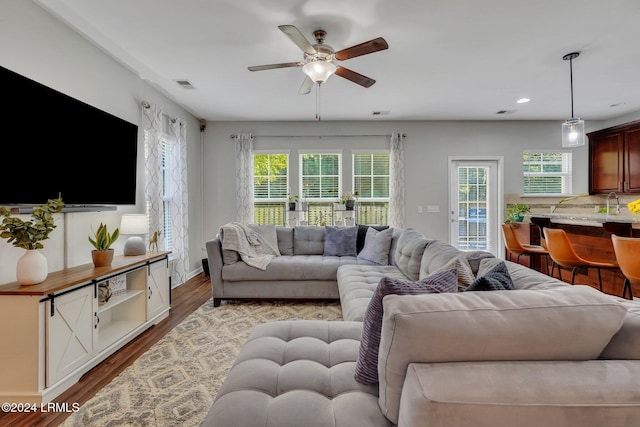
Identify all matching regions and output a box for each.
[248,25,389,95]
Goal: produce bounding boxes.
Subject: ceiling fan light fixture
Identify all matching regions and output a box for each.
[561,52,586,148]
[302,60,336,84]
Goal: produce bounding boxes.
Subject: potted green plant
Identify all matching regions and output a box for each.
[505,203,531,223]
[341,191,358,210]
[89,223,120,267]
[288,193,299,211]
[0,197,64,285]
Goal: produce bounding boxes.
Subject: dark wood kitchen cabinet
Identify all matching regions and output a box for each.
[589,120,640,194]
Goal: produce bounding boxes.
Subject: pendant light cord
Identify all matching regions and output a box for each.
[569,57,574,118]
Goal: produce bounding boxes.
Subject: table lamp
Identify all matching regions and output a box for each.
[120,214,149,256]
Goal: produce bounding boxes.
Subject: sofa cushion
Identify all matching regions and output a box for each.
[356,225,390,254]
[464,261,514,292]
[377,286,628,424]
[293,226,325,255]
[222,255,374,282]
[324,226,357,257]
[394,228,431,280]
[337,265,412,322]
[399,360,640,427]
[203,320,392,427]
[248,224,281,256]
[600,299,640,360]
[357,227,394,266]
[355,269,458,385]
[276,227,294,256]
[388,228,403,266]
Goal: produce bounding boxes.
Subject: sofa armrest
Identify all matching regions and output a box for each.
[376,286,627,424]
[205,237,224,306]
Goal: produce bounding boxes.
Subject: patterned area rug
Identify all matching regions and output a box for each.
[62,300,342,427]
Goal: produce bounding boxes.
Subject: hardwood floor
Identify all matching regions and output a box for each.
[1,273,212,427]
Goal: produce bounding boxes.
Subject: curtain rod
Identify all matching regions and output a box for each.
[141,100,179,123]
[229,133,406,139]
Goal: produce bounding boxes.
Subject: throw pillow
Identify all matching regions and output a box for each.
[323,226,357,257]
[429,255,476,291]
[354,269,458,384]
[464,261,514,292]
[356,225,390,253]
[247,224,281,256]
[357,227,394,265]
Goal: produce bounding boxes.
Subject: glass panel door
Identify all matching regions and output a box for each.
[449,159,500,255]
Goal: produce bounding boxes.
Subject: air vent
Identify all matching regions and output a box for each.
[495,109,517,115]
[175,79,195,89]
[372,111,390,116]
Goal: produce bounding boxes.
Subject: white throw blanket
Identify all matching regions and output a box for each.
[219,222,279,270]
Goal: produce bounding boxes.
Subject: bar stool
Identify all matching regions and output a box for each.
[501,224,549,274]
[611,234,637,300]
[543,227,618,290]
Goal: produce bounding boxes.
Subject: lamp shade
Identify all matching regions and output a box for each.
[302,60,336,84]
[562,118,586,147]
[120,214,149,235]
[120,214,149,256]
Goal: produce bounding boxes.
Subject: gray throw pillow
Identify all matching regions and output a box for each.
[464,261,514,292]
[357,227,394,265]
[323,226,357,257]
[356,225,390,253]
[354,269,458,385]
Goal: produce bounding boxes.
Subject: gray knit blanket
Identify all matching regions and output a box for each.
[219,222,279,270]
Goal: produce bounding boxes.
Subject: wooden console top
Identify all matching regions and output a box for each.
[0,251,170,296]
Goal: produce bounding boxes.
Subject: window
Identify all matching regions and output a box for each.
[523,151,572,195]
[253,153,288,225]
[300,153,341,199]
[353,152,390,225]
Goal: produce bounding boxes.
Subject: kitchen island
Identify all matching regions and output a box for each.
[525,213,638,298]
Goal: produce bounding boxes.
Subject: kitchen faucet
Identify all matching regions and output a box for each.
[606,192,620,215]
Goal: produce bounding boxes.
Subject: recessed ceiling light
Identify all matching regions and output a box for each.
[516,98,530,104]
[495,110,517,115]
[610,102,626,107]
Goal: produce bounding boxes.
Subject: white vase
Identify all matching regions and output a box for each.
[16,249,48,285]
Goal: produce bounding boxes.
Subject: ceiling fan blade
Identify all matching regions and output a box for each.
[248,62,304,72]
[334,37,389,61]
[335,67,376,88]
[278,25,317,55]
[298,76,314,95]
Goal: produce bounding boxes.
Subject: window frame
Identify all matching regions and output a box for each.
[522,150,573,197]
[253,150,290,202]
[298,150,343,201]
[351,149,391,202]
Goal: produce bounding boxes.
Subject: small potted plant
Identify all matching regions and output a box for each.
[288,193,299,211]
[89,223,120,267]
[505,203,531,223]
[0,197,64,285]
[341,191,358,210]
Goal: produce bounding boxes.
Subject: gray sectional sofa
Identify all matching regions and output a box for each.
[204,225,640,427]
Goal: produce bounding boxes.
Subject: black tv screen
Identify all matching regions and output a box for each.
[0,65,138,206]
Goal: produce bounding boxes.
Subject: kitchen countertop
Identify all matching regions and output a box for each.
[529,213,639,228]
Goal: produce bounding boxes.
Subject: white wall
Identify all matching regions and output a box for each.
[202,119,602,243]
[0,0,203,286]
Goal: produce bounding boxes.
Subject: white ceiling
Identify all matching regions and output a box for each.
[36,0,640,122]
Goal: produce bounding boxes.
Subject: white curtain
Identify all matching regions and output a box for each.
[389,132,406,228]
[166,118,189,285]
[142,102,190,286]
[234,133,254,224]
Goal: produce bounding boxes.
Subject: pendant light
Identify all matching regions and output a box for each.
[561,52,585,147]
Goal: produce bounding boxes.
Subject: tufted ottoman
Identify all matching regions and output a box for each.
[202,320,392,427]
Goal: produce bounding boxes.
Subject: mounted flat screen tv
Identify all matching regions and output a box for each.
[0,65,138,207]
